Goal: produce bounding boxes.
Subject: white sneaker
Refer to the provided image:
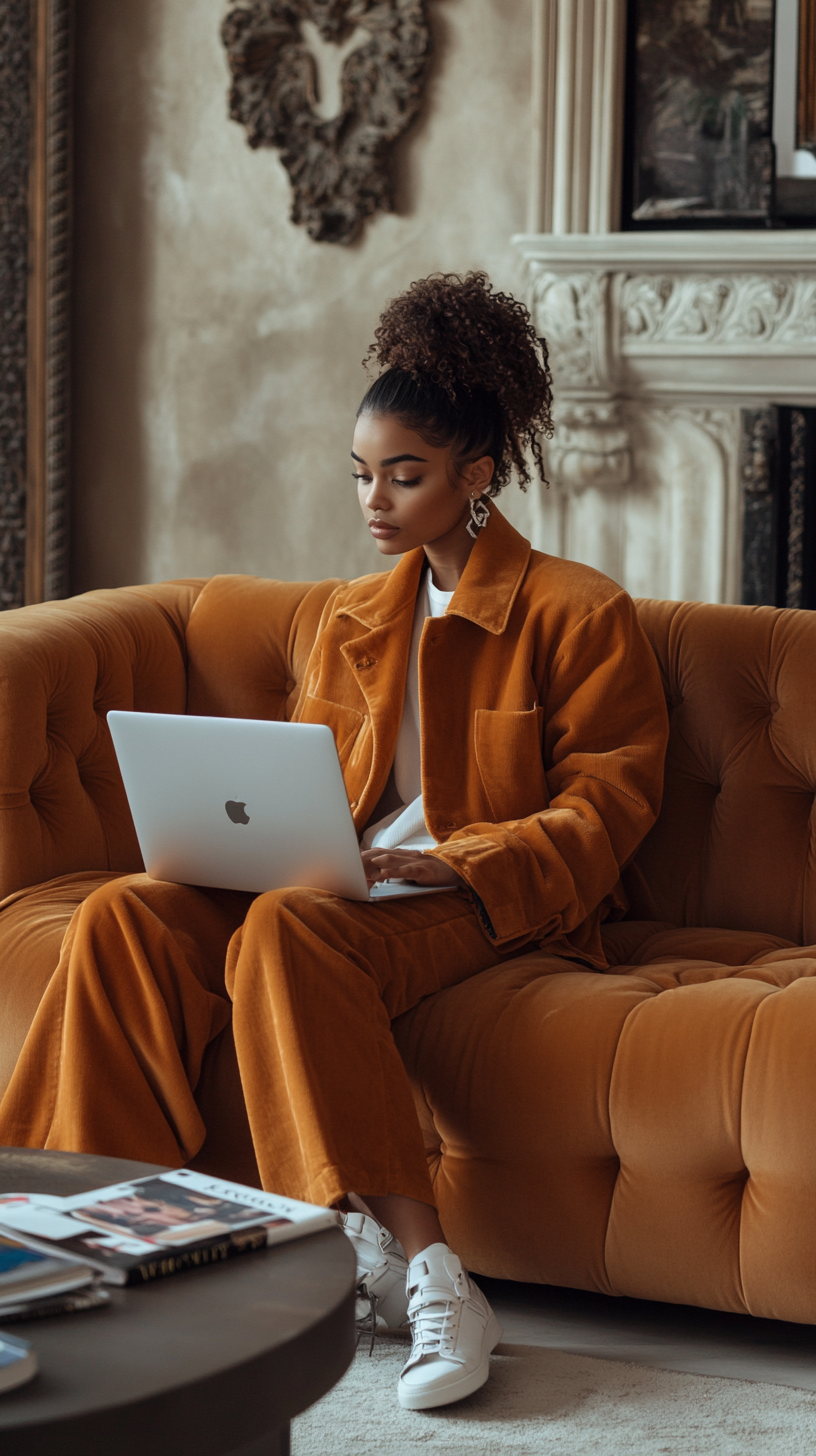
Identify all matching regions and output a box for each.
[398,1243,503,1410]
[341,1212,410,1333]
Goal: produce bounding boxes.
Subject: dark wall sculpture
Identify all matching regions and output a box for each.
[0,0,71,609]
[222,0,431,245]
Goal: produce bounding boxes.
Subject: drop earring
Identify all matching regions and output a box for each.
[466,493,490,539]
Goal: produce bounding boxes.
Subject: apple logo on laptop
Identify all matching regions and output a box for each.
[225,800,250,825]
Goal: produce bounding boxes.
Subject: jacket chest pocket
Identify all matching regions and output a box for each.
[474,707,549,824]
[298,694,366,771]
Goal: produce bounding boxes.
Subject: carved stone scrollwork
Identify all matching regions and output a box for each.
[620,274,816,348]
[550,401,630,494]
[529,267,629,493]
[528,268,609,390]
[221,0,431,245]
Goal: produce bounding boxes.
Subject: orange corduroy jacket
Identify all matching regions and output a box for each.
[294,505,669,965]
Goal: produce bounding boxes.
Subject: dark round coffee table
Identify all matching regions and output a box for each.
[0,1149,357,1456]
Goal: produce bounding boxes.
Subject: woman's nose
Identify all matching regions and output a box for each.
[364,479,391,512]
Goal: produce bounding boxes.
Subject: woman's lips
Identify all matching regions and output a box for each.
[368,520,400,539]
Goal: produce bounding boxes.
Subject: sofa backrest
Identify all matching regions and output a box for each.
[184,578,816,946]
[1,575,812,946]
[0,581,204,899]
[627,599,816,946]
[184,575,341,720]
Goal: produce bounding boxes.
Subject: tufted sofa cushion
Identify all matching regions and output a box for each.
[0,582,204,900]
[393,925,816,1322]
[627,600,816,945]
[184,575,342,721]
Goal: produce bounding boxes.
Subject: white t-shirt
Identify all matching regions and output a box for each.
[360,573,454,853]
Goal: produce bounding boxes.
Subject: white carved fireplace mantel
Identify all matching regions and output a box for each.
[513,0,816,605]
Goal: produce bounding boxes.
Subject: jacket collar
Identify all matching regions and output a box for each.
[336,503,531,636]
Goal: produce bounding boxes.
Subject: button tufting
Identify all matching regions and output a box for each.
[285,678,295,693]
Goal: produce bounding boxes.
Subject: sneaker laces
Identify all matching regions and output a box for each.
[407,1286,464,1363]
[354,1253,394,1356]
[355,1282,380,1357]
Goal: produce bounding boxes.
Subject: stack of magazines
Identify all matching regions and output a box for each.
[0,1169,338,1396]
[0,1169,338,1289]
[0,1233,105,1323]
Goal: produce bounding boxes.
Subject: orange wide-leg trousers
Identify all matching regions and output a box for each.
[0,874,504,1208]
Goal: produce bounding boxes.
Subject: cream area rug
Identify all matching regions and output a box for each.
[292,1336,816,1456]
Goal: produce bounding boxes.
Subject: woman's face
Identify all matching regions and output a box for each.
[351,412,490,559]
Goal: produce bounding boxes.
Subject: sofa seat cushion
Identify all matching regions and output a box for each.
[393,933,816,1323]
[601,919,798,968]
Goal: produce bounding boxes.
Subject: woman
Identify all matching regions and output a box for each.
[0,273,669,1411]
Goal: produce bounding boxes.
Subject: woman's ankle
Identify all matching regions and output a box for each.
[360,1192,446,1262]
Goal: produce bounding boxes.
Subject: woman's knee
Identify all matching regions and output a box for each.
[74,873,194,933]
[228,887,362,993]
[242,885,345,938]
[75,874,240,976]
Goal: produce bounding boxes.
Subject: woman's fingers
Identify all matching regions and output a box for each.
[360,849,463,888]
[362,850,427,883]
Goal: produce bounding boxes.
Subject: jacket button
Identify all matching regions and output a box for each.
[355,658,376,670]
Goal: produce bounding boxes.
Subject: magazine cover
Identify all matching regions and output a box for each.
[0,1169,338,1285]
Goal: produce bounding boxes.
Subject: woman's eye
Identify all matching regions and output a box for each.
[393,476,421,487]
[351,473,371,483]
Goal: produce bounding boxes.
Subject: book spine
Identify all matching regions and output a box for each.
[126,1226,269,1285]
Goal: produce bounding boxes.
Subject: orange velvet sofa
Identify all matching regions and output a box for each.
[0,576,814,1324]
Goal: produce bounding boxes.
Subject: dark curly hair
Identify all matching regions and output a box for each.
[358,272,553,497]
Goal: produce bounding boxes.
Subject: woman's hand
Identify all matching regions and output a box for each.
[361,848,465,890]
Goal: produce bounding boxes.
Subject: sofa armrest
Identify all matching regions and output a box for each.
[0,580,205,900]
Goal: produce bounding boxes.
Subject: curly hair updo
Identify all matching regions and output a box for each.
[358,272,553,497]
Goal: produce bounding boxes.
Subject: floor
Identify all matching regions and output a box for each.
[293,1336,816,1455]
[476,1276,816,1391]
[293,1277,816,1452]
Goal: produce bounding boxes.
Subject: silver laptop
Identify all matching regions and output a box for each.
[107,711,446,902]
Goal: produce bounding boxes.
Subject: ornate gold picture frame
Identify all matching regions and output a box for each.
[0,0,71,609]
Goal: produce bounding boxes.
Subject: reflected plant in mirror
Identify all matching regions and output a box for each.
[623,0,775,227]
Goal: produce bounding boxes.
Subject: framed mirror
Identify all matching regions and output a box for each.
[621,0,816,228]
[0,0,71,609]
[621,0,776,228]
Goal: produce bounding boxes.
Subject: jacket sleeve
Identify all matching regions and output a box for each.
[429,590,669,952]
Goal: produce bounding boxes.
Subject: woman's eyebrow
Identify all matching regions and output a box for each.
[350,451,428,466]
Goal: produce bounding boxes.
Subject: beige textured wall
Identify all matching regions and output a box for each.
[71,0,536,592]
